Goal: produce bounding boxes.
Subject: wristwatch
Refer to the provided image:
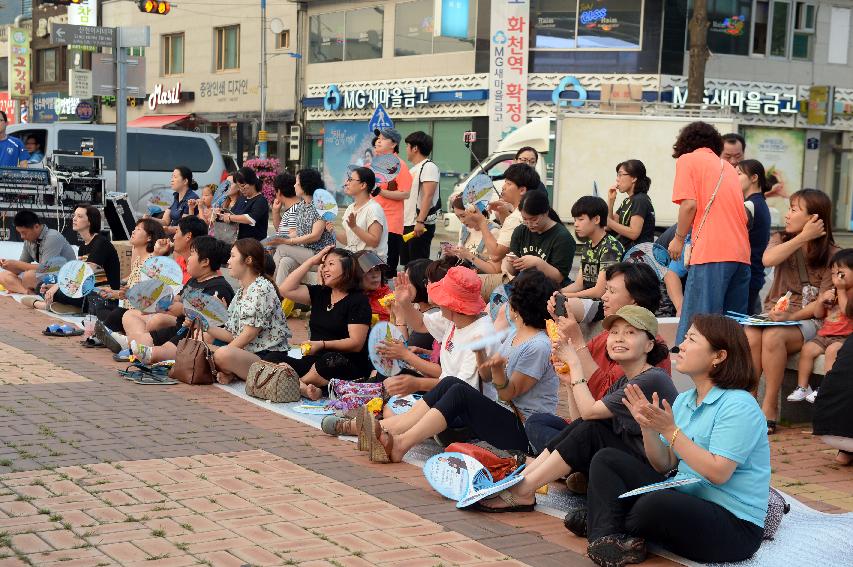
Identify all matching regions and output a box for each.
[571,377,588,387]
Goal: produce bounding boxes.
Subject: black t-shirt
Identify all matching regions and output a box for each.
[177,275,235,326]
[509,222,577,284]
[78,234,121,290]
[307,284,372,367]
[614,192,656,249]
[233,194,270,240]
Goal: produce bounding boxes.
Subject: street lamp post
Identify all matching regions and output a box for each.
[259,0,268,158]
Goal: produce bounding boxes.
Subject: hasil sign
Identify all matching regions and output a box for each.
[148,82,182,111]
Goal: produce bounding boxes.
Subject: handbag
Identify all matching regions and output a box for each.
[168,319,216,385]
[684,158,726,266]
[245,361,301,403]
[213,221,238,245]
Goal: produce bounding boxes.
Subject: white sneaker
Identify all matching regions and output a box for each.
[806,388,819,403]
[787,386,814,402]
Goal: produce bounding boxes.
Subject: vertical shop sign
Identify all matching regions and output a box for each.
[8,28,31,99]
[488,1,529,153]
[0,93,17,124]
[68,0,98,51]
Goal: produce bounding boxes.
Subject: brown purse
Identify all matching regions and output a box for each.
[169,319,216,385]
[245,361,301,403]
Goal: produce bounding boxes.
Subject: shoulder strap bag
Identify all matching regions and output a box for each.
[683,158,725,266]
[414,159,441,224]
[169,318,216,385]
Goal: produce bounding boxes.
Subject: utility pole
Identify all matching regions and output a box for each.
[115,28,128,194]
[259,0,268,158]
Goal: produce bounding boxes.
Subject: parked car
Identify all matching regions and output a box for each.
[8,124,228,214]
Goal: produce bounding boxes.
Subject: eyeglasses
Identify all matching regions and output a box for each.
[517,157,537,165]
[346,177,361,184]
[616,172,630,178]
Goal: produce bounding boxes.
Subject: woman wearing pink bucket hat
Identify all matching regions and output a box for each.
[427,264,487,316]
[373,270,560,464]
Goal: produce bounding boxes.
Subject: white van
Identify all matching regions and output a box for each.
[8,124,227,214]
[445,118,550,235]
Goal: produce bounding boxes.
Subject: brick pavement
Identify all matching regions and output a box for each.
[0,296,848,566]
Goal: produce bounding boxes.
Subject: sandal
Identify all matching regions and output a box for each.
[43,324,84,337]
[321,415,355,436]
[80,337,103,348]
[767,420,777,435]
[475,490,535,514]
[370,420,393,463]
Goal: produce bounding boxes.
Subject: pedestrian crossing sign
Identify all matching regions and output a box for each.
[368,104,394,132]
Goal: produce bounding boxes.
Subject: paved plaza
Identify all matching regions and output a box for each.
[0,297,847,566]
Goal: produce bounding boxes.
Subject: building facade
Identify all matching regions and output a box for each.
[101,0,299,164]
[300,0,853,228]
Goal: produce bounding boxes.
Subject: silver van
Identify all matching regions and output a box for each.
[8,123,227,214]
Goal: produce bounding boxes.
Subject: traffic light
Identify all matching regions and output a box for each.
[138,0,171,14]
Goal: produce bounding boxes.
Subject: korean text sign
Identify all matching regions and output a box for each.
[489,0,529,153]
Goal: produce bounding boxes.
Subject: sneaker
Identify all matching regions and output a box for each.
[806,388,819,403]
[563,507,587,537]
[786,386,814,402]
[113,349,132,363]
[130,340,153,365]
[587,534,647,567]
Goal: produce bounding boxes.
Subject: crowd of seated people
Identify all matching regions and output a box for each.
[4,123,853,567]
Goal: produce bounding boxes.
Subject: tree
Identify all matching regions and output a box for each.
[687,0,710,104]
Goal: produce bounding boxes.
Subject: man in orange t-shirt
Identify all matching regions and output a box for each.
[668,122,751,343]
[371,128,412,278]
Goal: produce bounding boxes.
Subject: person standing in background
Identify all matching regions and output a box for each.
[668,122,751,344]
[372,128,412,278]
[402,131,440,263]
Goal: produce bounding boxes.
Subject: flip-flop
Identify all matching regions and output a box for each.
[132,374,178,385]
[80,337,103,348]
[42,324,63,336]
[474,490,535,513]
[56,325,84,337]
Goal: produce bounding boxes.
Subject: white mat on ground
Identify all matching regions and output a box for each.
[215,381,853,566]
[652,494,853,567]
[2,291,87,327]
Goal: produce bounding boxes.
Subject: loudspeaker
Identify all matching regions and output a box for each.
[104,194,137,241]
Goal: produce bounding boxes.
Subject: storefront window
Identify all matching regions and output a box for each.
[532,0,576,48]
[37,49,58,83]
[705,0,752,56]
[770,1,790,56]
[395,0,434,56]
[215,25,240,71]
[395,0,475,56]
[345,6,384,61]
[310,8,383,62]
[576,0,643,48]
[163,33,184,76]
[531,1,642,50]
[0,58,7,90]
[310,12,345,63]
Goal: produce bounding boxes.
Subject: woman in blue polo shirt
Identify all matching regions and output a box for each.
[151,166,198,235]
[573,314,769,567]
